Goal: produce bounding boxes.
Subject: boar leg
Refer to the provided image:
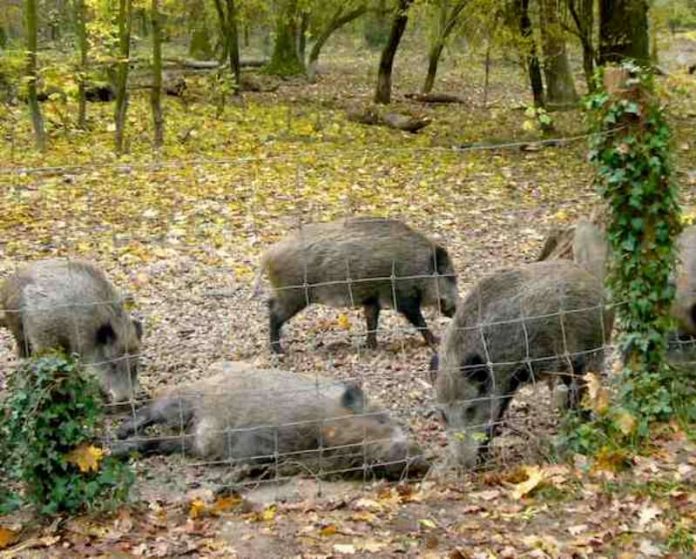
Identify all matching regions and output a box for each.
[397,297,438,347]
[269,296,307,354]
[117,397,195,439]
[363,300,381,349]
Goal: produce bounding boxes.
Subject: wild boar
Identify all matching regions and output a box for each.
[672,225,696,337]
[434,260,613,468]
[115,362,429,480]
[0,259,142,402]
[252,217,458,353]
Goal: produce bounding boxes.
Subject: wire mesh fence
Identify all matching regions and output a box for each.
[1,137,694,499]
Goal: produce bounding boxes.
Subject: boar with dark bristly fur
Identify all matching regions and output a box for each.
[672,225,696,338]
[0,259,142,402]
[434,260,613,468]
[253,217,459,353]
[114,362,429,480]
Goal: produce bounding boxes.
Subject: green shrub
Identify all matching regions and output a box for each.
[0,353,133,515]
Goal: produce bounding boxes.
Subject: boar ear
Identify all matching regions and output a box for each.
[132,318,144,340]
[461,353,490,389]
[96,323,117,345]
[341,383,366,413]
[432,246,451,276]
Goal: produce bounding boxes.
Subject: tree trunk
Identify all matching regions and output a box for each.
[307,4,367,82]
[25,0,45,151]
[374,0,413,105]
[151,0,163,149]
[189,0,213,60]
[599,0,649,65]
[226,0,240,91]
[75,0,88,128]
[212,0,229,63]
[568,0,595,91]
[297,10,309,63]
[267,0,304,76]
[516,0,545,107]
[114,0,133,154]
[539,0,577,105]
[421,0,468,94]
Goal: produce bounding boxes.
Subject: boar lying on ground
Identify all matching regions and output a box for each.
[253,217,459,353]
[115,362,429,480]
[0,259,142,402]
[434,260,614,468]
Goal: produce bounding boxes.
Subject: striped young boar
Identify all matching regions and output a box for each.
[115,362,429,480]
[434,260,613,468]
[253,217,458,353]
[0,259,142,402]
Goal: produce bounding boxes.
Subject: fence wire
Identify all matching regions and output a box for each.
[1,137,693,499]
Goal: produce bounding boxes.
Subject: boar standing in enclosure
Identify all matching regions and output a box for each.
[115,362,429,480]
[252,217,459,353]
[0,259,143,402]
[672,225,696,339]
[434,260,613,468]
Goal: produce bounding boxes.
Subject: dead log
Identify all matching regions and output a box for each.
[346,106,431,133]
[405,92,465,104]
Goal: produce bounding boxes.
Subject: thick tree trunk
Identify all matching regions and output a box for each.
[25,0,45,151]
[516,0,545,107]
[114,0,133,154]
[374,0,413,105]
[307,5,367,82]
[421,0,468,94]
[539,0,577,105]
[599,0,649,65]
[151,0,163,148]
[75,0,88,128]
[267,0,304,76]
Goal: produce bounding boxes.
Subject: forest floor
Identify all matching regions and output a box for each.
[0,32,695,558]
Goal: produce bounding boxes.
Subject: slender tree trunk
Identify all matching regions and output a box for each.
[297,10,309,62]
[25,0,45,151]
[189,0,213,60]
[539,0,577,105]
[226,0,240,91]
[599,0,649,65]
[568,0,595,91]
[307,4,367,82]
[374,0,414,105]
[421,0,468,94]
[114,0,133,154]
[483,37,492,107]
[151,0,163,149]
[516,0,544,107]
[75,0,88,128]
[212,0,229,63]
[267,0,304,76]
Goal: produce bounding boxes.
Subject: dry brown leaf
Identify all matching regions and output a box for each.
[319,524,338,537]
[211,494,243,514]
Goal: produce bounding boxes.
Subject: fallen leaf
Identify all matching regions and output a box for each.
[337,313,351,330]
[584,372,610,413]
[333,543,356,554]
[614,409,637,435]
[638,539,663,557]
[568,524,588,536]
[320,524,338,537]
[637,505,661,530]
[65,444,104,473]
[0,527,19,550]
[419,518,437,529]
[510,466,544,499]
[211,494,243,514]
[189,499,207,519]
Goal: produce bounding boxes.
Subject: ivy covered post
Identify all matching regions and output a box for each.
[587,63,682,434]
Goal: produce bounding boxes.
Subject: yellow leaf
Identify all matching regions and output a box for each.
[189,498,207,519]
[0,527,19,550]
[65,444,104,473]
[419,518,437,529]
[211,494,242,514]
[554,209,569,222]
[261,504,276,522]
[337,313,351,330]
[510,465,545,499]
[593,447,629,474]
[350,511,377,524]
[584,372,610,413]
[614,410,637,435]
[319,524,338,537]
